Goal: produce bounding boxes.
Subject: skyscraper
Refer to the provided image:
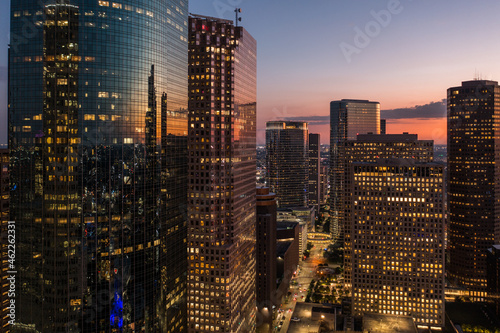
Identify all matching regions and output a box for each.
[266,121,309,208]
[380,119,387,135]
[350,159,445,327]
[9,1,189,331]
[448,80,500,291]
[256,187,277,329]
[308,133,321,214]
[187,15,257,333]
[343,133,434,289]
[319,165,328,205]
[329,99,380,243]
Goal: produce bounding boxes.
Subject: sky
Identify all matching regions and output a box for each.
[2,1,500,145]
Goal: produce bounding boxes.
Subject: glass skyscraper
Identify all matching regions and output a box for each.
[448,80,500,292]
[187,15,257,333]
[266,121,309,208]
[9,0,188,331]
[329,99,380,243]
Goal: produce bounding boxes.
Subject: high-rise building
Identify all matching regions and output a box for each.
[276,221,300,300]
[266,121,308,208]
[380,119,386,134]
[346,133,433,162]
[9,1,189,331]
[319,165,328,205]
[343,133,434,289]
[0,148,8,333]
[329,99,380,242]
[350,159,445,327]
[308,133,321,213]
[256,187,277,329]
[187,15,257,333]
[448,80,500,291]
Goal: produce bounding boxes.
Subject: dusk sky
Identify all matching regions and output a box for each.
[2,1,500,145]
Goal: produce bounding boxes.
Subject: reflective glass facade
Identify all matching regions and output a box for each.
[187,16,257,333]
[330,99,380,243]
[448,80,500,291]
[266,121,308,208]
[9,0,188,331]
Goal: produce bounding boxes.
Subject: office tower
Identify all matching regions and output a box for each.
[309,133,321,213]
[0,148,8,332]
[276,222,299,299]
[256,188,277,328]
[343,133,434,290]
[350,159,445,327]
[187,15,257,333]
[380,119,386,134]
[9,1,188,331]
[319,165,328,205]
[266,121,309,208]
[448,80,500,291]
[346,133,433,162]
[330,99,380,242]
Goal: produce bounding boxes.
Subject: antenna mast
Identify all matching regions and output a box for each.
[235,8,242,27]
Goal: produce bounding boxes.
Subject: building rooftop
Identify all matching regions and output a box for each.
[189,13,233,24]
[363,313,418,333]
[461,80,498,87]
[355,133,428,143]
[276,240,293,258]
[266,121,308,130]
[277,221,299,230]
[311,306,338,314]
[332,99,379,104]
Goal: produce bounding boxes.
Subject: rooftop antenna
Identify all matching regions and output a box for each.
[474,69,484,81]
[235,8,242,27]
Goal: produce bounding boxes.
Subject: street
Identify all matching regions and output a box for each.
[271,244,330,333]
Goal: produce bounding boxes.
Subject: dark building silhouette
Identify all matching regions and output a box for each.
[187,15,257,333]
[448,80,500,291]
[330,99,380,243]
[487,245,500,316]
[380,119,386,134]
[256,188,277,331]
[308,133,321,214]
[9,1,188,331]
[266,121,309,208]
[276,222,299,303]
